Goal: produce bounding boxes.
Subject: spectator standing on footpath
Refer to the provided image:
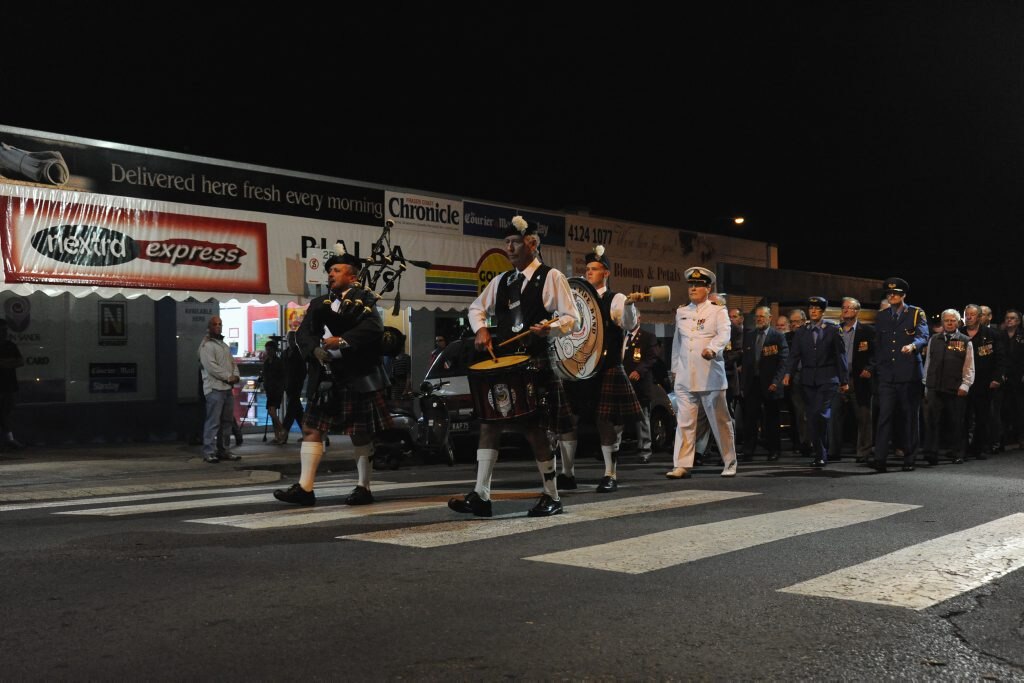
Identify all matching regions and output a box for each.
[262,338,287,444]
[198,316,241,463]
[0,319,24,450]
[279,330,307,444]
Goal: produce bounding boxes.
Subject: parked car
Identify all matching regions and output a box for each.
[424,339,676,461]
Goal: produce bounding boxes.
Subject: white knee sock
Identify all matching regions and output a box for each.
[299,441,324,492]
[558,436,577,477]
[537,459,559,500]
[475,449,499,501]
[354,443,373,489]
[602,444,617,477]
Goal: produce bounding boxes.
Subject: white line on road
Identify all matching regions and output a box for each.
[56,480,471,517]
[526,498,919,574]
[779,513,1024,610]
[340,490,759,548]
[0,481,326,513]
[189,487,535,529]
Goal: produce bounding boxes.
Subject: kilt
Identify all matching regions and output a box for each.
[302,385,393,436]
[595,365,642,424]
[565,365,641,425]
[542,376,575,434]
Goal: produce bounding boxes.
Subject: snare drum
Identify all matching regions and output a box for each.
[468,354,539,422]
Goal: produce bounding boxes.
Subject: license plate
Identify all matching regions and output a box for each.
[450,422,470,433]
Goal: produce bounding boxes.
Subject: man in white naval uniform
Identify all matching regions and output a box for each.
[666,267,738,479]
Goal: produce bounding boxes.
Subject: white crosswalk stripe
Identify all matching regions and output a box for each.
[339,490,759,548]
[525,499,919,574]
[779,513,1024,610]
[191,488,537,529]
[57,480,472,517]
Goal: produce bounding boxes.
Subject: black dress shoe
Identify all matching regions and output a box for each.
[345,485,374,506]
[203,455,220,464]
[694,453,705,466]
[274,483,316,506]
[556,473,577,490]
[767,452,780,462]
[952,456,964,464]
[871,462,887,473]
[811,458,826,468]
[901,465,915,472]
[831,456,843,462]
[527,494,563,517]
[638,452,652,464]
[448,491,492,517]
[596,475,618,493]
[220,452,241,461]
[926,454,939,466]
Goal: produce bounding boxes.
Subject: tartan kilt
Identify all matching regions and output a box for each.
[595,366,642,424]
[302,385,394,436]
[541,376,575,434]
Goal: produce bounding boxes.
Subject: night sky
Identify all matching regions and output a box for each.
[6,4,1023,317]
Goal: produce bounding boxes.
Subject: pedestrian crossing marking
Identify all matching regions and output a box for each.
[0,482,303,513]
[339,490,758,548]
[525,499,919,574]
[56,480,472,517]
[190,490,538,529]
[779,513,1024,610]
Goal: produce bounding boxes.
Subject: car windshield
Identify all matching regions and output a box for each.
[425,339,476,379]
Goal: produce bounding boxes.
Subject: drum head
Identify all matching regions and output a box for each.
[469,354,531,372]
[548,277,605,381]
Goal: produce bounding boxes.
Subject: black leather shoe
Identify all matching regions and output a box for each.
[694,453,705,466]
[234,434,243,447]
[638,452,652,464]
[926,454,939,466]
[952,456,964,464]
[203,455,220,464]
[975,453,988,460]
[901,465,915,472]
[345,485,374,506]
[871,462,887,473]
[596,475,618,493]
[220,452,241,461]
[767,452,780,462]
[527,494,563,517]
[274,483,316,506]
[811,458,826,468]
[556,473,577,490]
[448,491,492,517]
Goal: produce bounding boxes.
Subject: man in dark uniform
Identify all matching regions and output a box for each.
[1000,309,1024,449]
[450,215,579,517]
[922,309,974,464]
[961,304,1008,460]
[981,305,1009,453]
[622,311,659,463]
[273,244,392,506]
[741,306,789,461]
[873,277,928,472]
[830,297,875,463]
[784,296,848,467]
[786,308,811,455]
[557,245,642,492]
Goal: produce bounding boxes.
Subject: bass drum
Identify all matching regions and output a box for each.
[547,276,605,381]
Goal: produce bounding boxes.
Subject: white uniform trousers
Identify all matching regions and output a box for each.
[672,388,737,468]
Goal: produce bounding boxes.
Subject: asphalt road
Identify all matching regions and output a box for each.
[3,453,1024,681]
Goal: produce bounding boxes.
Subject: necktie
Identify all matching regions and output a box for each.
[508,271,524,332]
[944,333,951,343]
[812,326,820,344]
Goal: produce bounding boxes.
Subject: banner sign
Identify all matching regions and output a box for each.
[0,130,385,226]
[1,195,269,293]
[463,201,566,246]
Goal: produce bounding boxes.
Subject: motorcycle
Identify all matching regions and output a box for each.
[374,379,455,470]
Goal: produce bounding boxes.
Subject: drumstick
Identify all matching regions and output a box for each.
[487,344,498,363]
[498,317,560,348]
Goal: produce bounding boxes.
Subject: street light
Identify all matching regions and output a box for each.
[733,217,745,226]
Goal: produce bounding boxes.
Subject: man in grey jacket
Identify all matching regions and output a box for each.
[198,316,240,463]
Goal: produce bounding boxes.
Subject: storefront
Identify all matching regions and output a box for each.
[0,125,774,446]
